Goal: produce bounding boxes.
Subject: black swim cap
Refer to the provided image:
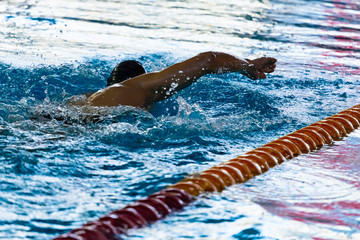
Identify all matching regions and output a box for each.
[107,60,146,86]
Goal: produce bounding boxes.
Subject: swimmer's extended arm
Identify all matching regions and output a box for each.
[122,51,276,106]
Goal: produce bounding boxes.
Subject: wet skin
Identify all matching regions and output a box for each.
[87,52,277,108]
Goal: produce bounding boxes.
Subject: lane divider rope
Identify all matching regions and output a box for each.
[53,104,360,240]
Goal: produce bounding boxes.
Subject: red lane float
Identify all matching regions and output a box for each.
[53,105,360,240]
[53,188,192,240]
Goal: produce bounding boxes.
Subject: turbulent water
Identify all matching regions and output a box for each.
[0,0,359,239]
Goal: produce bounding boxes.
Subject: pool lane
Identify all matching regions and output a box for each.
[53,105,360,240]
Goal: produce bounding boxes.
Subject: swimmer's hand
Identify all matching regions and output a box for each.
[244,57,277,80]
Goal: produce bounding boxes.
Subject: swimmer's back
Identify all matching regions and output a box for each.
[87,83,148,108]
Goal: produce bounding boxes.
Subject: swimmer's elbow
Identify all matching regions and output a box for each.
[197,51,218,59]
[196,51,218,74]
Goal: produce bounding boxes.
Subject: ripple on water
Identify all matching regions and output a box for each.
[1,0,360,239]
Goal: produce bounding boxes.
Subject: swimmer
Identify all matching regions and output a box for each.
[86,52,277,108]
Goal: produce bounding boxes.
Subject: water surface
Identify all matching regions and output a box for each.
[0,0,359,239]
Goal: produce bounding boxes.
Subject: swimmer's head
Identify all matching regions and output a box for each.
[107,60,146,86]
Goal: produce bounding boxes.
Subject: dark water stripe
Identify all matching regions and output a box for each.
[62,16,158,29]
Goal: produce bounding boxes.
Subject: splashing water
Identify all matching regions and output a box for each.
[0,0,359,239]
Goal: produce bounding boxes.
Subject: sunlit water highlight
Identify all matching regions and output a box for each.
[0,0,359,239]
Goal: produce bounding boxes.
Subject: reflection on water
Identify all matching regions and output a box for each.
[0,0,271,64]
[0,0,360,239]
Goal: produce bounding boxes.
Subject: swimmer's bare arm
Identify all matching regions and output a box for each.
[88,52,276,107]
[123,51,276,105]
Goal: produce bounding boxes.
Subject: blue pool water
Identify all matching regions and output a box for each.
[0,0,359,239]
